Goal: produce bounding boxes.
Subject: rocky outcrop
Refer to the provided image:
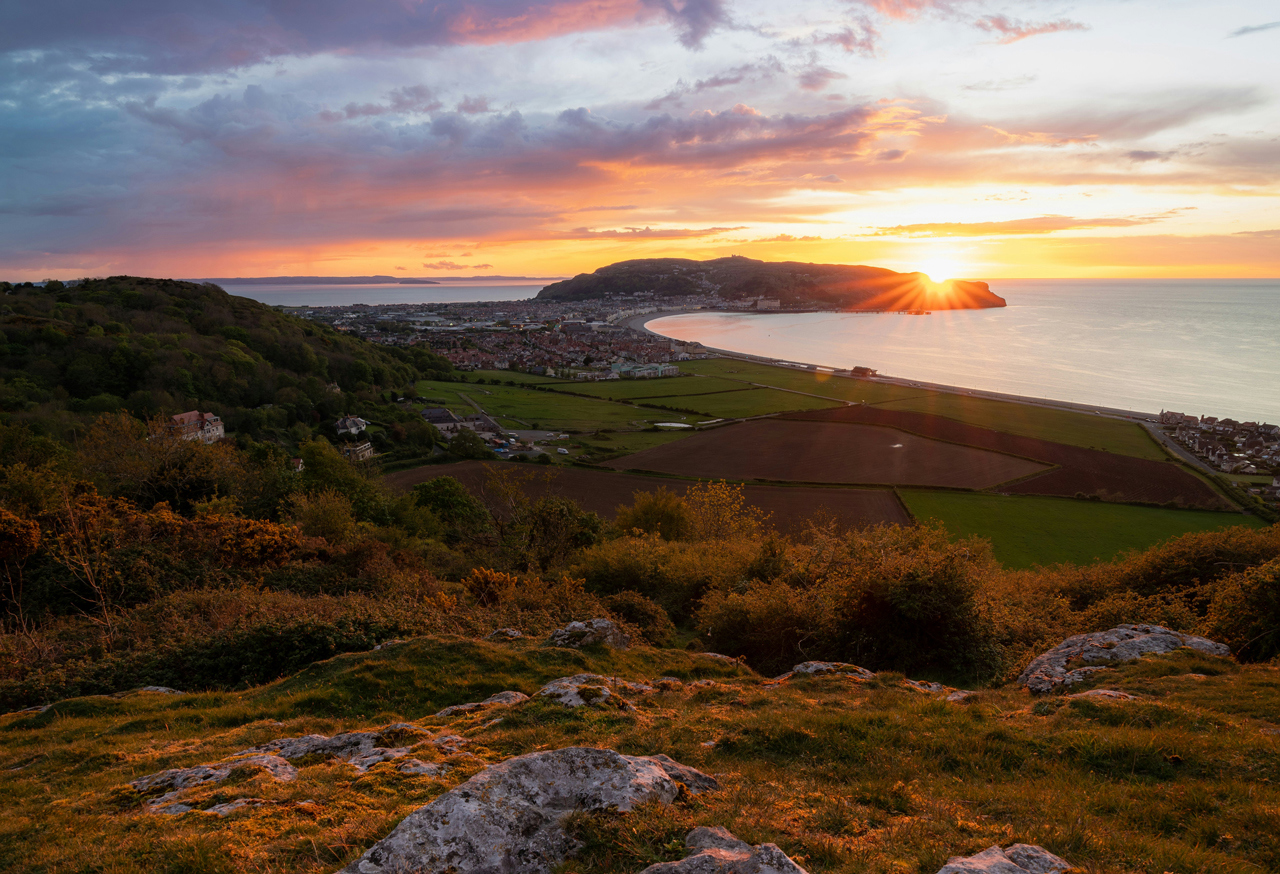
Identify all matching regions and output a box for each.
[244,723,438,772]
[338,747,718,874]
[936,844,1071,873]
[547,618,631,649]
[486,628,522,641]
[1017,624,1230,693]
[638,826,809,873]
[769,661,874,684]
[131,754,297,810]
[536,674,653,709]
[436,690,530,718]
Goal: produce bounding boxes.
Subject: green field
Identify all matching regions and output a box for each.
[415,380,657,431]
[577,429,694,458]
[900,489,1267,568]
[640,387,843,419]
[561,375,753,400]
[470,369,566,385]
[679,359,1167,460]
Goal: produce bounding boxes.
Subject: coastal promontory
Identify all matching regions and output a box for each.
[536,256,1007,310]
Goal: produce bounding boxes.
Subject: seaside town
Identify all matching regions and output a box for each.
[280,294,724,378]
[1160,410,1280,505]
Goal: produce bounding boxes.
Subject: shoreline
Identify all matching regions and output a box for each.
[623,308,1231,472]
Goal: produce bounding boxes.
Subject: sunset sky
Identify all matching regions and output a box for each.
[2,0,1278,281]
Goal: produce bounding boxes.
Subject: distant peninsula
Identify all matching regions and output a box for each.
[536,256,1007,311]
[200,275,441,286]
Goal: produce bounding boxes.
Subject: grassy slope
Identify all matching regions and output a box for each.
[2,639,1277,874]
[679,359,1166,460]
[900,490,1267,568]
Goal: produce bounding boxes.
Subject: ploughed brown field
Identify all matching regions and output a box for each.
[783,406,1232,509]
[384,461,911,531]
[602,420,1050,489]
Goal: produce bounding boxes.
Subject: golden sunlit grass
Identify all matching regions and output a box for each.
[2,637,1277,874]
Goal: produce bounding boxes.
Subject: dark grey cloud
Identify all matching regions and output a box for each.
[1228,21,1280,37]
[0,0,725,75]
[641,0,730,47]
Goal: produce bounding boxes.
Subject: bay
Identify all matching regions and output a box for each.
[645,279,1280,422]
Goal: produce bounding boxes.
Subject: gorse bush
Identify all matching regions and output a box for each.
[601,591,676,647]
[1205,557,1280,662]
[696,524,1002,680]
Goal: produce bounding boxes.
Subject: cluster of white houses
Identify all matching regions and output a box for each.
[1160,411,1280,478]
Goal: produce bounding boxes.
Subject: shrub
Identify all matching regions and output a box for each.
[602,591,676,647]
[1204,557,1280,661]
[464,567,520,607]
[696,524,1005,681]
[572,534,758,621]
[615,488,691,540]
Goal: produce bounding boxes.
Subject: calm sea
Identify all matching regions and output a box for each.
[646,280,1280,423]
[223,283,544,307]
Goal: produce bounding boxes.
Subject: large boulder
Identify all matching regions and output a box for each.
[338,747,718,874]
[535,674,653,709]
[547,618,631,649]
[638,826,809,873]
[1017,624,1229,694]
[936,844,1071,873]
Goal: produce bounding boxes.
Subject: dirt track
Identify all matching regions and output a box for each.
[384,461,911,531]
[782,406,1232,509]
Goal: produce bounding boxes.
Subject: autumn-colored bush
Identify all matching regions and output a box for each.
[614,488,691,540]
[697,524,1003,680]
[571,533,759,620]
[602,591,676,647]
[1205,557,1280,662]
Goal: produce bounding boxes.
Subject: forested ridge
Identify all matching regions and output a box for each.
[0,276,451,444]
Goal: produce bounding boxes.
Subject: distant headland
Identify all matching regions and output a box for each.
[536,255,1006,311]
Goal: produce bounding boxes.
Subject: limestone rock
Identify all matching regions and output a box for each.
[638,826,809,873]
[536,673,633,709]
[700,653,742,665]
[436,690,530,718]
[243,723,434,772]
[138,686,184,695]
[338,747,719,874]
[771,661,874,684]
[936,844,1071,874]
[904,679,948,694]
[946,690,978,704]
[373,639,405,651]
[131,754,297,807]
[1017,624,1230,694]
[486,628,523,641]
[547,618,631,649]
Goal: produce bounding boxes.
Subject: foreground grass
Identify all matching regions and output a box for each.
[2,638,1276,874]
[679,359,1166,460]
[900,490,1267,568]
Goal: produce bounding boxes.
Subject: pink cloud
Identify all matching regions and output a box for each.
[973,15,1089,44]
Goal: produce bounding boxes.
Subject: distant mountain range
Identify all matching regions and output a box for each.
[536,256,1006,311]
